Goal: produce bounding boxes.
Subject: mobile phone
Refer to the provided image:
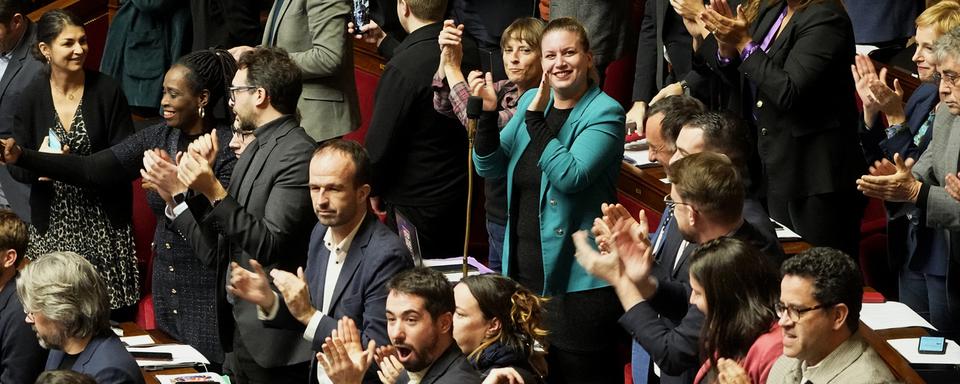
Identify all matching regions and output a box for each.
[47,129,60,151]
[131,351,174,361]
[352,0,370,35]
[918,336,947,355]
[479,48,494,75]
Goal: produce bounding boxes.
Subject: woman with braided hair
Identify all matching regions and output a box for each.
[0,48,239,366]
[453,274,548,383]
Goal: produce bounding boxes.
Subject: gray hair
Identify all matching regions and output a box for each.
[17,251,110,339]
[932,27,960,65]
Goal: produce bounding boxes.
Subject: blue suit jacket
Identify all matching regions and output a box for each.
[266,214,413,383]
[0,278,46,383]
[860,82,939,164]
[473,85,625,295]
[45,334,144,384]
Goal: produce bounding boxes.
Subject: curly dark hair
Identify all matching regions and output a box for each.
[781,247,863,333]
[387,268,454,320]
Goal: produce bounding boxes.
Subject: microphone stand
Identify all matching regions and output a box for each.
[463,96,483,279]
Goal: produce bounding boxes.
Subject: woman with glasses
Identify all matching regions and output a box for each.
[686,237,782,384]
[695,0,865,259]
[473,17,626,383]
[0,48,238,367]
[4,10,139,317]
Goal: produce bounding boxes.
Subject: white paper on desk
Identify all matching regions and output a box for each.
[127,344,210,367]
[861,301,937,331]
[888,338,960,364]
[624,150,656,168]
[154,372,226,383]
[119,335,154,347]
[422,257,492,283]
[771,219,802,240]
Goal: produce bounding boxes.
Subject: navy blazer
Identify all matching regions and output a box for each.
[45,334,144,384]
[860,82,939,164]
[0,278,46,383]
[0,20,42,222]
[266,214,413,383]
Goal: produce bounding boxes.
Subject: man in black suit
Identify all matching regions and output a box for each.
[168,47,318,383]
[0,210,46,383]
[379,268,480,384]
[363,0,478,259]
[574,152,782,384]
[228,139,413,384]
[0,1,42,221]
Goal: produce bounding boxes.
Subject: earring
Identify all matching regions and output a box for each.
[198,106,205,119]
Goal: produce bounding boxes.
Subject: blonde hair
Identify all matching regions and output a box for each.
[917,1,960,35]
[500,17,546,53]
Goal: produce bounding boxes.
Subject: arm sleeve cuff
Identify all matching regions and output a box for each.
[475,111,501,156]
[739,41,760,61]
[256,292,282,321]
[302,311,325,342]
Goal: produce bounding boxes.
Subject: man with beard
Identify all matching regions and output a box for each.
[378,268,480,383]
[0,209,46,383]
[158,47,318,383]
[229,139,413,383]
[17,251,141,384]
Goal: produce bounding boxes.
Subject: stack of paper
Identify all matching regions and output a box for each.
[154,372,227,383]
[127,344,210,368]
[423,257,493,282]
[860,301,937,331]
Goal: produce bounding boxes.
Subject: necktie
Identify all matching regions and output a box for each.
[265,0,286,46]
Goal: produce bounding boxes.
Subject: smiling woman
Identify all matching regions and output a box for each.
[1,48,239,365]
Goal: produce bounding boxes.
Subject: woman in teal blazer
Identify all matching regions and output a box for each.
[472,17,626,383]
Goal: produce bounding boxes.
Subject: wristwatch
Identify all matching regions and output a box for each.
[172,192,187,206]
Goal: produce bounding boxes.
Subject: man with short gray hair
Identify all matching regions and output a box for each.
[17,251,142,384]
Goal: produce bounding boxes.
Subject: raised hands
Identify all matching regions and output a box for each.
[438,20,465,73]
[271,267,317,325]
[317,317,376,384]
[177,150,226,204]
[187,129,219,166]
[716,358,750,384]
[851,54,905,127]
[141,149,186,205]
[227,259,277,311]
[700,0,751,58]
[468,70,498,111]
[857,153,921,202]
[573,203,656,293]
[374,345,404,384]
[527,71,552,113]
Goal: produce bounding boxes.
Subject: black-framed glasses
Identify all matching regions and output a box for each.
[934,71,960,87]
[228,85,259,101]
[775,302,832,322]
[663,194,695,211]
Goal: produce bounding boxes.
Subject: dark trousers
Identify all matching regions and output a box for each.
[767,190,864,259]
[224,329,310,384]
[900,270,959,340]
[386,200,466,260]
[545,287,627,384]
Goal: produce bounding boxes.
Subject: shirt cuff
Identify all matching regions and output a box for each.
[302,311,325,342]
[256,292,281,321]
[164,202,189,220]
[739,41,760,61]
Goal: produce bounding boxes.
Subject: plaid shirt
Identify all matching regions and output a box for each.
[432,74,519,128]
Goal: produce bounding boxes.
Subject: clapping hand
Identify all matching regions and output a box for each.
[700,0,751,58]
[177,150,226,203]
[0,138,21,164]
[227,260,277,311]
[141,149,185,205]
[187,129,218,166]
[716,358,750,384]
[857,153,921,202]
[317,317,376,384]
[527,71,552,113]
[468,70,498,111]
[271,267,317,325]
[374,345,404,384]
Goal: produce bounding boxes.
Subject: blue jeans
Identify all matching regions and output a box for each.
[486,219,505,273]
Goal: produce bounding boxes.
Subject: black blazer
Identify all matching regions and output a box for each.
[397,344,481,384]
[0,278,47,383]
[0,21,42,222]
[173,115,318,368]
[266,214,413,383]
[702,0,865,200]
[8,70,134,233]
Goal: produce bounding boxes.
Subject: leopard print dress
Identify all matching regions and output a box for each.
[26,102,140,309]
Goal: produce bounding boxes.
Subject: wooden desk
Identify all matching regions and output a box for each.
[119,322,199,383]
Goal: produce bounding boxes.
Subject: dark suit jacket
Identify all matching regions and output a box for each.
[45,333,144,384]
[0,278,46,383]
[621,219,783,384]
[189,0,261,50]
[396,343,481,384]
[266,214,413,383]
[0,21,42,222]
[860,82,939,165]
[633,0,696,103]
[8,71,134,234]
[701,0,865,201]
[173,115,318,368]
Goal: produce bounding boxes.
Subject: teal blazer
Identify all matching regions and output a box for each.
[474,85,625,295]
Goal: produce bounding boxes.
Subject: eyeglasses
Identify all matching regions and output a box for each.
[663,194,695,211]
[775,302,832,322]
[228,85,259,101]
[23,309,38,322]
[934,71,960,87]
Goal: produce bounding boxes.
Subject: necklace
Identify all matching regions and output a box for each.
[51,82,82,101]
